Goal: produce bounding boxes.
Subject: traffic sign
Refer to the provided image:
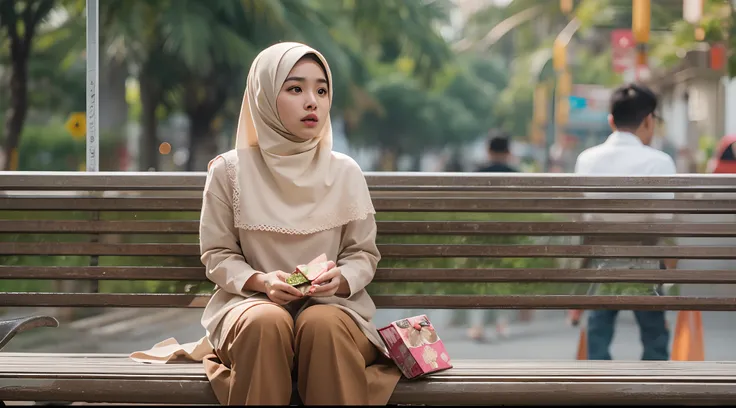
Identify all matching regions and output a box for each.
[611,29,635,74]
[65,113,87,140]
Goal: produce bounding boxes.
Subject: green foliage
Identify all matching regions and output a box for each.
[6,0,732,169]
[492,52,537,138]
[339,0,453,84]
[570,48,620,87]
[651,0,735,78]
[4,0,497,165]
[15,123,125,171]
[351,52,505,152]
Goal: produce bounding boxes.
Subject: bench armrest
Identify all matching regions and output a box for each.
[0,316,59,351]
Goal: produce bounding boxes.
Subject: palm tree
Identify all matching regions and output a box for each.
[101,0,362,170]
[97,0,457,170]
[171,0,457,170]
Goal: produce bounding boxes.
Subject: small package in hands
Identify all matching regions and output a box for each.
[378,315,452,379]
[286,253,334,295]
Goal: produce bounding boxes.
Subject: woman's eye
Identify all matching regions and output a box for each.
[289,86,302,93]
[318,88,327,96]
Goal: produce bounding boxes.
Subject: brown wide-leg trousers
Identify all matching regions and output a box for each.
[203,303,400,405]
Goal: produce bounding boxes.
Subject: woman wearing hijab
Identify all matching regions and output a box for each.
[131,42,401,405]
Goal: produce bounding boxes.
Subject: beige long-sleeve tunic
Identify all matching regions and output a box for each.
[200,156,387,355]
[130,155,390,367]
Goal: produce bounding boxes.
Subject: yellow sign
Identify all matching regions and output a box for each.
[65,113,86,140]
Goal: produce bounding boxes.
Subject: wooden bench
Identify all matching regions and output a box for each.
[1,171,736,405]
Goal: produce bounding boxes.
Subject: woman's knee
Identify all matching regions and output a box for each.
[295,304,378,367]
[295,304,349,337]
[231,303,294,343]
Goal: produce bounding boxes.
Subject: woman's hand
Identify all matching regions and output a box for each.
[308,264,347,297]
[262,270,304,305]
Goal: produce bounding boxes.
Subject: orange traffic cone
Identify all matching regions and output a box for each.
[671,311,705,361]
[576,325,588,360]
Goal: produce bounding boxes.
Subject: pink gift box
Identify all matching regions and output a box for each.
[378,315,453,379]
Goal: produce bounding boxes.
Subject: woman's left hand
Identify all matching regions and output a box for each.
[308,264,342,297]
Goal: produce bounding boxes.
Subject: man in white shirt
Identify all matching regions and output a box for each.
[574,83,676,361]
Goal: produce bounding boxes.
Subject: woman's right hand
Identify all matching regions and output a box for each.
[262,270,304,305]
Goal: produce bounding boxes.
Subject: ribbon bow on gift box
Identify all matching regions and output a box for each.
[412,321,430,331]
[406,319,438,348]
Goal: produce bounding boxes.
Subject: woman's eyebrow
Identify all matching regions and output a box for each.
[285,76,328,85]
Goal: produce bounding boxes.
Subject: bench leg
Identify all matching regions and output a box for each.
[0,315,59,351]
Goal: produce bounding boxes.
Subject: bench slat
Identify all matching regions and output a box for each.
[0,266,205,280]
[4,220,736,237]
[3,171,736,191]
[3,243,735,258]
[0,172,207,191]
[376,268,736,283]
[374,198,736,213]
[3,377,736,405]
[3,355,736,376]
[378,244,736,259]
[3,197,736,213]
[0,220,200,234]
[2,293,736,310]
[3,266,735,284]
[377,221,736,236]
[364,173,736,189]
[0,197,202,211]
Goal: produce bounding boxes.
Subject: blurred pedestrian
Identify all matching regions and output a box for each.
[574,83,676,361]
[464,130,517,342]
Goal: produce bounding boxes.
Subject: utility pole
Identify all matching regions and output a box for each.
[560,0,573,15]
[551,1,577,171]
[632,0,651,81]
[86,0,99,172]
[86,0,101,306]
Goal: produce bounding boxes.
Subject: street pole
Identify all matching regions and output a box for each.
[632,0,651,81]
[552,4,579,172]
[560,0,573,15]
[86,0,99,172]
[86,0,101,301]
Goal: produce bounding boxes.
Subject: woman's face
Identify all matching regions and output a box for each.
[276,57,330,141]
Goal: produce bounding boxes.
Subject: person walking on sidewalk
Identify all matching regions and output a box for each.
[573,83,676,361]
[478,131,519,173]
[465,131,516,342]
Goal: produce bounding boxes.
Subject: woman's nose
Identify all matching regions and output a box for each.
[304,92,318,110]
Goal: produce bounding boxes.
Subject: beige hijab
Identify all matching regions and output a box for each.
[213,42,375,235]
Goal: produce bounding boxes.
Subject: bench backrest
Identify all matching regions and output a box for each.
[1,171,736,312]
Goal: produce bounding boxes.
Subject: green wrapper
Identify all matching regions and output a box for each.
[286,271,309,286]
[286,261,330,291]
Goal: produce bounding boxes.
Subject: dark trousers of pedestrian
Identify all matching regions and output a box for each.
[586,310,670,360]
